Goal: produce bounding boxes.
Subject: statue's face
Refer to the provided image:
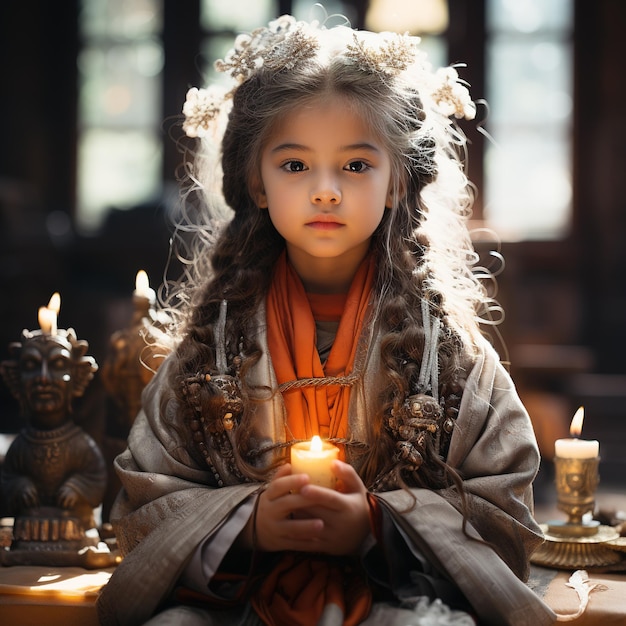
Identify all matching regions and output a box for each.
[19,338,73,428]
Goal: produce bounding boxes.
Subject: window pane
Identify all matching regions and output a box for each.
[487,37,572,126]
[78,41,163,128]
[77,0,163,234]
[487,0,573,32]
[77,130,162,233]
[201,0,274,31]
[485,129,572,240]
[80,0,162,38]
[484,0,573,240]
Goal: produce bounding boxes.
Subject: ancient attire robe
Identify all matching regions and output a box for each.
[97,303,556,626]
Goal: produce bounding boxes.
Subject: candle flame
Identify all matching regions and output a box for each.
[38,307,49,332]
[310,435,323,452]
[47,292,61,313]
[38,306,56,334]
[135,270,150,295]
[570,406,585,437]
[38,292,60,334]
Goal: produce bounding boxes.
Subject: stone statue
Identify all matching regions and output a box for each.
[0,326,117,567]
[99,273,168,522]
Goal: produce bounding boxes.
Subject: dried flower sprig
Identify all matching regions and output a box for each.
[345,32,421,76]
[214,15,318,84]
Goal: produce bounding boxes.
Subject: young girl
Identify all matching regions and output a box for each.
[97,12,556,626]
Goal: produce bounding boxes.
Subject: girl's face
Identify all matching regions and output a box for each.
[255,96,392,291]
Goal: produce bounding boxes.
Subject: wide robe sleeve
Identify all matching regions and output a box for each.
[96,356,262,626]
[364,339,556,626]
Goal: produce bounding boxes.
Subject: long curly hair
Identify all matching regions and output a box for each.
[161,20,496,492]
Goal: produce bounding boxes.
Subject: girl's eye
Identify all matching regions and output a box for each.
[346,160,369,173]
[282,160,306,173]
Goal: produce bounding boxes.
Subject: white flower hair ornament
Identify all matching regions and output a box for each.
[182,85,230,139]
[431,67,476,120]
[181,15,477,139]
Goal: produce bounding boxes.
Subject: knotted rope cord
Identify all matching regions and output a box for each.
[248,436,369,460]
[278,372,360,393]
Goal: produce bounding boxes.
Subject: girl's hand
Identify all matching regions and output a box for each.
[238,461,371,555]
[294,460,371,555]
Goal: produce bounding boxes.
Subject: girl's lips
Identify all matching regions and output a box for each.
[306,215,344,230]
[306,221,344,230]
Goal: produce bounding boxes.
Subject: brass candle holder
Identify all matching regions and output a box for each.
[549,456,600,536]
[532,455,622,569]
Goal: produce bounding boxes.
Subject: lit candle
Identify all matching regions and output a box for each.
[48,292,61,316]
[37,292,60,334]
[134,270,156,303]
[291,436,340,489]
[554,406,599,459]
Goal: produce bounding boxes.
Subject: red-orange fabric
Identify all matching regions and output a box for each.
[252,553,372,626]
[307,291,346,322]
[265,251,374,441]
[257,251,375,626]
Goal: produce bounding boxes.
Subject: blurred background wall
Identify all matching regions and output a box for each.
[0,0,625,491]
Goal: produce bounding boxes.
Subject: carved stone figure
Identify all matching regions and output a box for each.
[0,327,116,567]
[99,283,167,522]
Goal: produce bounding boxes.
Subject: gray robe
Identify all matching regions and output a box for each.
[97,312,556,626]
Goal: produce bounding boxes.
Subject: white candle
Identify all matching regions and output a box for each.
[554,406,599,459]
[134,269,156,303]
[291,436,339,489]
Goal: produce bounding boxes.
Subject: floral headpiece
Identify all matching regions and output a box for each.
[182,14,476,139]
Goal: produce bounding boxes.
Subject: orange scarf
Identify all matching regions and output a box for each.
[266,251,375,442]
[253,251,375,626]
[252,553,371,626]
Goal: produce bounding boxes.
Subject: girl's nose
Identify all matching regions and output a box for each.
[311,176,341,205]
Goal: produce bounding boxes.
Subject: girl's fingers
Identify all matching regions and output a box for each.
[331,460,366,494]
[273,463,292,478]
[296,461,366,507]
[263,464,309,501]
